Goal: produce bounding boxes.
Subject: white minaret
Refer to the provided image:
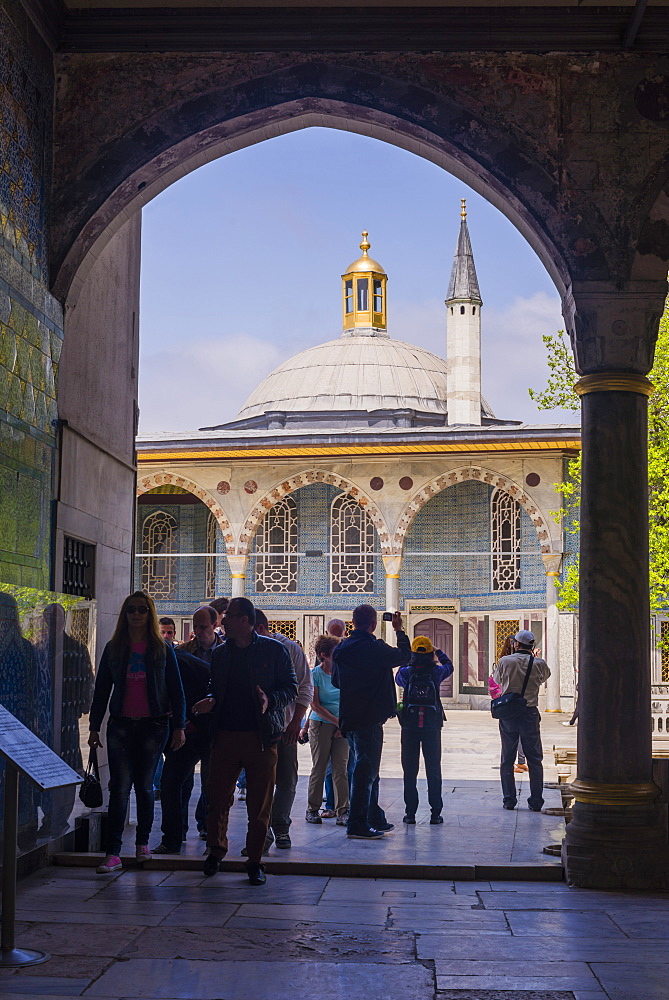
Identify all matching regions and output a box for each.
[446,200,482,426]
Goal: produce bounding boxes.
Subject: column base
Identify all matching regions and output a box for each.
[563,800,669,889]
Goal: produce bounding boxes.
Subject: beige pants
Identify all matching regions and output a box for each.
[307,719,349,815]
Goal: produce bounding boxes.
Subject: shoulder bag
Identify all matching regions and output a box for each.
[79,747,104,808]
[490,655,534,721]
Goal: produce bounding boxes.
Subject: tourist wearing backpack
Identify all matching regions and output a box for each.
[396,636,453,825]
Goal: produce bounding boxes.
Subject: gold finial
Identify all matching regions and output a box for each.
[360,230,371,255]
[460,199,467,220]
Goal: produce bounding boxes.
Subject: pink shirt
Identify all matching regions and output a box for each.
[121,641,151,718]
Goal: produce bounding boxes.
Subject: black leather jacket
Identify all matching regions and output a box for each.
[208,632,297,749]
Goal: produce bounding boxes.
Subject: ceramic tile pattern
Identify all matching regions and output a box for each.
[0,3,60,592]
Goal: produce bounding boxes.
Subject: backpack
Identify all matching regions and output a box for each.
[401,667,444,730]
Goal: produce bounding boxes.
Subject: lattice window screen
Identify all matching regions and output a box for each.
[254,496,298,593]
[205,512,217,600]
[270,620,298,641]
[495,619,520,660]
[331,494,375,593]
[662,621,669,682]
[491,488,521,591]
[141,510,177,600]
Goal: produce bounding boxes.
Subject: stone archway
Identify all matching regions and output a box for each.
[392,466,555,557]
[237,469,391,557]
[137,472,235,554]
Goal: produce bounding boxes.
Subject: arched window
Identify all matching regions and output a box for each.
[141,509,177,600]
[330,493,375,593]
[205,511,217,600]
[254,496,298,593]
[491,488,521,591]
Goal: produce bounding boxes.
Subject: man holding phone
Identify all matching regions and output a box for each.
[332,604,411,839]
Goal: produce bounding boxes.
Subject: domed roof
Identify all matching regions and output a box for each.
[235,334,450,423]
[342,231,386,276]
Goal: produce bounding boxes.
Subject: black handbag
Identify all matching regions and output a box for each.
[490,654,534,721]
[79,748,103,808]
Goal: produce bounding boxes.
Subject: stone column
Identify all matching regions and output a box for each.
[227,555,247,598]
[382,555,402,643]
[561,285,669,889]
[542,554,562,712]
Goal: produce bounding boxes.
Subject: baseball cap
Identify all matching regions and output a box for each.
[411,636,434,653]
[514,630,535,645]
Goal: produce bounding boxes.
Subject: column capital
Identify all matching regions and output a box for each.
[227,555,248,575]
[562,281,667,375]
[382,554,402,577]
[541,553,563,575]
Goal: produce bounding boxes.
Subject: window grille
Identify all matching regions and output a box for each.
[270,620,298,641]
[345,620,354,636]
[62,537,95,599]
[331,494,375,593]
[495,619,520,660]
[662,621,669,682]
[205,512,217,600]
[141,509,177,600]
[491,488,521,591]
[255,496,298,593]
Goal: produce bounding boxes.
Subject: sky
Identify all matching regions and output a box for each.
[138,127,578,435]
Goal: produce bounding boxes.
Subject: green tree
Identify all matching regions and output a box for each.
[530,301,669,612]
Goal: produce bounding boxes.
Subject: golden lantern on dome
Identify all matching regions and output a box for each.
[341,231,387,333]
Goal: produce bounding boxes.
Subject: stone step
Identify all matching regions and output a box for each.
[53,851,562,882]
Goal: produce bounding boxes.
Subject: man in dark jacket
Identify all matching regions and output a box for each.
[192,597,297,884]
[152,647,213,854]
[332,604,410,839]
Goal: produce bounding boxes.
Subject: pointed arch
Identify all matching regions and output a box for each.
[238,469,391,556]
[392,466,555,556]
[137,473,234,554]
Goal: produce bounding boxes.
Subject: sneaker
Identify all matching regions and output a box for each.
[347,828,385,840]
[375,822,394,833]
[203,852,225,877]
[247,862,267,885]
[96,855,122,874]
[430,814,444,824]
[275,833,291,849]
[320,809,336,819]
[305,810,322,824]
[336,812,349,826]
[528,803,544,812]
[136,845,151,861]
[151,843,180,855]
[503,802,517,810]
[403,814,416,825]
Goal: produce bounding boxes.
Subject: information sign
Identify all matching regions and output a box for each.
[0,705,82,790]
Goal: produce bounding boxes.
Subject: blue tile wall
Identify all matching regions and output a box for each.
[400,480,545,612]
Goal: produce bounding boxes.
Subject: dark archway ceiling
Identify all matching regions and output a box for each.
[23,0,669,53]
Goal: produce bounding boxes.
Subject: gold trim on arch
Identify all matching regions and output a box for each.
[574,374,654,397]
[570,778,660,806]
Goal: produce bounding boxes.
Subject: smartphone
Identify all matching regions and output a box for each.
[382,612,393,621]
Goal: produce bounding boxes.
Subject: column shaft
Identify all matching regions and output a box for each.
[545,574,561,711]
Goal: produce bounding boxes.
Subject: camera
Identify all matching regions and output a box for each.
[382,612,394,621]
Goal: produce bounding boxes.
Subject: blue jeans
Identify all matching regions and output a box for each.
[105,716,169,855]
[499,706,544,809]
[347,724,387,834]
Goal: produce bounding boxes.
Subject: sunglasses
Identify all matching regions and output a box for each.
[126,605,149,614]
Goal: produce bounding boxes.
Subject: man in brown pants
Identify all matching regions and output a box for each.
[192,597,297,885]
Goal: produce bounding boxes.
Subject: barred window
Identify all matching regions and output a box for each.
[331,494,375,593]
[491,488,521,591]
[141,509,177,600]
[255,496,298,593]
[205,512,217,600]
[270,620,298,641]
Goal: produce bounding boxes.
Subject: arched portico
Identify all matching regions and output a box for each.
[137,473,234,554]
[50,49,669,889]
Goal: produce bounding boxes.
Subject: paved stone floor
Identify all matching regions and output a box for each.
[11,713,667,1000]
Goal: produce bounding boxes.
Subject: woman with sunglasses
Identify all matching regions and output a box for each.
[88,591,186,873]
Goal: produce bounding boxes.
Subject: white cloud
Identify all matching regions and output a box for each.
[138,333,284,434]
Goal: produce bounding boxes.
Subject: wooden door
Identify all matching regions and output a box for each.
[414,618,454,698]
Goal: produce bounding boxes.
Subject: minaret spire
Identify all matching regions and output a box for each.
[445,203,483,426]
